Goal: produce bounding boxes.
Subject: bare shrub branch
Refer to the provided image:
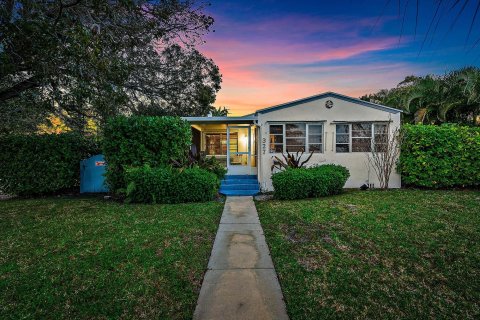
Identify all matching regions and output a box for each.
[367,126,404,189]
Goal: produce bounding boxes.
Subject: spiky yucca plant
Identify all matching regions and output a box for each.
[271,149,314,171]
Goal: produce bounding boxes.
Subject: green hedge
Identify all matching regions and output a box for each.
[103,116,192,192]
[399,124,480,188]
[125,166,218,203]
[0,133,99,196]
[272,164,350,200]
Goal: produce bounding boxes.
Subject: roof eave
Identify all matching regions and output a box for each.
[254,91,403,115]
[181,116,257,124]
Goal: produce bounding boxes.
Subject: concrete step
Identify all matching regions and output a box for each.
[224,175,257,180]
[219,189,260,196]
[220,184,260,190]
[221,179,259,185]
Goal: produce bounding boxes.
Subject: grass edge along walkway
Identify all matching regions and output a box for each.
[0,197,223,319]
[256,189,480,319]
[194,196,288,320]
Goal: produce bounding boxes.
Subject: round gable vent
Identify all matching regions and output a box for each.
[325,100,334,109]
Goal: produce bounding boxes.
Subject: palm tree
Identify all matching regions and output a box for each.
[361,68,480,125]
[402,75,448,124]
[210,106,229,116]
[455,67,480,124]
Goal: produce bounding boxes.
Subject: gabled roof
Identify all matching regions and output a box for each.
[254,91,403,114]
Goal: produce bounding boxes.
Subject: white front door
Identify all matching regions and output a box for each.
[227,126,251,175]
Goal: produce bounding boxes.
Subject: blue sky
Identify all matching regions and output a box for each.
[199,0,480,115]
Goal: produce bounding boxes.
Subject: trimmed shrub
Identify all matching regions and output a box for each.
[125,166,218,204]
[272,168,311,200]
[272,164,350,200]
[0,133,99,196]
[170,167,219,203]
[309,165,351,196]
[399,124,480,188]
[103,116,192,192]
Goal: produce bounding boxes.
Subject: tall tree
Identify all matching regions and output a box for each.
[210,106,229,116]
[361,67,480,125]
[0,0,221,133]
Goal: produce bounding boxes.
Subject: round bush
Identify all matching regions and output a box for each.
[125,166,218,204]
[272,164,350,200]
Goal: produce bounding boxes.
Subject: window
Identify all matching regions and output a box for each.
[269,123,323,153]
[269,125,283,153]
[352,123,372,152]
[373,124,388,152]
[308,124,323,152]
[286,123,306,152]
[336,123,389,153]
[205,133,237,155]
[335,124,350,152]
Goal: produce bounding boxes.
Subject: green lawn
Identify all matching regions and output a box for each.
[256,190,480,319]
[0,197,223,319]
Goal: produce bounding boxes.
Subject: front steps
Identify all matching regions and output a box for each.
[219,175,260,196]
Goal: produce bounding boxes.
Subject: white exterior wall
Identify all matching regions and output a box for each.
[256,96,401,191]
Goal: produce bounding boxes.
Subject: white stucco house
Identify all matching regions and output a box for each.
[183,92,402,195]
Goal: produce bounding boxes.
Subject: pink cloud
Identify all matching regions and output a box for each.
[213,62,419,116]
[198,14,416,115]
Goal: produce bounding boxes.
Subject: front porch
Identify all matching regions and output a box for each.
[184,116,259,176]
[183,116,260,196]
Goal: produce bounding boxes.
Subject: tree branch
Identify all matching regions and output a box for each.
[0,76,39,102]
[1,0,15,23]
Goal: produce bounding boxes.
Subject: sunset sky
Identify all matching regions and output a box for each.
[200,0,480,115]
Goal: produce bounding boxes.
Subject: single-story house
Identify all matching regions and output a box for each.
[183,92,402,196]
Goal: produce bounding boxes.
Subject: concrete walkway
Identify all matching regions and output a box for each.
[193,196,289,320]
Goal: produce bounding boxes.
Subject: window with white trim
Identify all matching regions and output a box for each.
[336,123,389,153]
[308,124,323,152]
[285,123,306,152]
[373,123,388,152]
[352,123,372,152]
[335,124,350,153]
[269,125,283,153]
[269,123,323,153]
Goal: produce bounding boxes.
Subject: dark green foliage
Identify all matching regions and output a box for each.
[125,166,173,204]
[210,106,229,116]
[399,124,480,188]
[125,166,218,204]
[272,169,311,200]
[272,165,350,200]
[103,116,192,192]
[360,67,480,125]
[170,167,220,203]
[0,133,99,195]
[172,151,227,180]
[1,1,220,132]
[197,156,227,180]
